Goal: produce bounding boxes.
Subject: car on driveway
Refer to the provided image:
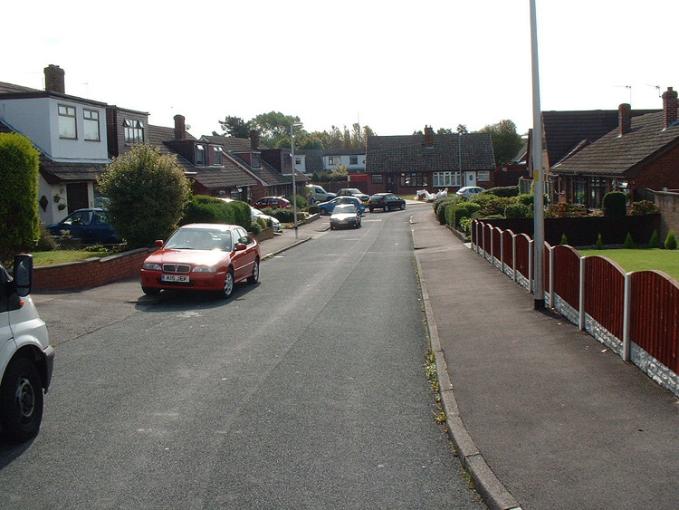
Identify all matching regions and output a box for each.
[48,208,120,244]
[305,184,336,204]
[219,198,281,233]
[368,193,406,212]
[139,224,260,298]
[254,196,291,209]
[318,196,365,215]
[337,188,370,202]
[456,186,485,198]
[330,204,361,230]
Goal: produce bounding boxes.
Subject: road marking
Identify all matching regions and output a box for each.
[177,311,202,318]
[363,219,383,222]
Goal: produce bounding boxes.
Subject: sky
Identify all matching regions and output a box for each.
[3,0,678,138]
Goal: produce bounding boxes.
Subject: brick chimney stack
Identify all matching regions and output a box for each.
[662,87,678,129]
[423,125,434,147]
[174,114,186,140]
[249,129,260,150]
[618,103,631,136]
[44,64,65,94]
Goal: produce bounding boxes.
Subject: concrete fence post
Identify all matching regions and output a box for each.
[528,239,534,293]
[481,223,485,257]
[512,234,517,282]
[489,229,494,264]
[474,221,479,254]
[622,272,632,361]
[579,256,586,331]
[549,246,555,308]
[500,232,504,273]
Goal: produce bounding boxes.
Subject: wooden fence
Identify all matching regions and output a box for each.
[471,219,679,397]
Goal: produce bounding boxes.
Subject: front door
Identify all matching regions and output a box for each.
[464,172,476,187]
[385,174,397,193]
[67,183,89,213]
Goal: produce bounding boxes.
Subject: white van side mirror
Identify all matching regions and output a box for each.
[13,254,33,297]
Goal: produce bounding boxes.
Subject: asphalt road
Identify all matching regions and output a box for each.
[0,204,483,509]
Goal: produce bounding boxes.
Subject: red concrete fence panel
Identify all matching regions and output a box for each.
[584,256,625,339]
[515,234,531,280]
[492,227,502,261]
[553,245,580,310]
[630,271,679,372]
[502,230,514,268]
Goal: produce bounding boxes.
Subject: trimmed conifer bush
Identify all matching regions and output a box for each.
[560,233,568,245]
[648,229,659,248]
[623,232,635,249]
[595,233,604,249]
[664,231,677,250]
[602,191,626,218]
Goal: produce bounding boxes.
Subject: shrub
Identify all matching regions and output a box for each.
[483,186,519,197]
[515,193,534,207]
[248,222,262,235]
[435,198,458,224]
[459,217,473,236]
[98,145,191,248]
[269,208,296,223]
[451,202,481,227]
[560,233,568,245]
[504,203,531,219]
[648,229,660,248]
[35,224,58,252]
[595,233,604,250]
[623,232,635,249]
[182,195,251,229]
[291,194,308,210]
[0,132,40,264]
[470,194,512,217]
[664,231,677,250]
[602,191,627,218]
[629,200,659,215]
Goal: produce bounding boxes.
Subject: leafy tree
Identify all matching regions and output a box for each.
[437,128,454,135]
[456,124,469,134]
[0,133,40,264]
[217,116,251,138]
[480,119,523,165]
[251,111,302,147]
[98,145,191,248]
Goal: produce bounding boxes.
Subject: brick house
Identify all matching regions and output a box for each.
[149,115,259,200]
[365,126,495,195]
[551,88,679,208]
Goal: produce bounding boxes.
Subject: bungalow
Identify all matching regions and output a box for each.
[552,87,679,208]
[0,65,110,224]
[365,126,495,195]
[323,148,366,172]
[149,115,258,201]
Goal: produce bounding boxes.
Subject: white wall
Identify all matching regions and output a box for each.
[323,154,366,171]
[38,178,66,225]
[294,154,306,173]
[0,97,109,162]
[0,98,52,154]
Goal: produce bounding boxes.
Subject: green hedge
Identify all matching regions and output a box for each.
[504,203,531,219]
[482,186,519,197]
[263,208,296,223]
[181,195,251,229]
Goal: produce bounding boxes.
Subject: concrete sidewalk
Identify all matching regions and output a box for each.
[411,207,678,509]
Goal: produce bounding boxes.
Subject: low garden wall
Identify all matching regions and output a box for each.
[33,248,153,291]
[483,214,660,246]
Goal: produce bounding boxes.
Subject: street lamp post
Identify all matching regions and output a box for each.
[290,123,302,240]
[530,0,545,309]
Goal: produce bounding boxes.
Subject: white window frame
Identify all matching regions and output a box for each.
[433,171,461,187]
[195,144,206,165]
[58,104,77,139]
[477,170,490,181]
[83,109,100,141]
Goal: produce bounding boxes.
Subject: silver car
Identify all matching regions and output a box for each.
[330,204,361,230]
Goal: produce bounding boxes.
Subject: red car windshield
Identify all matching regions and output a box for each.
[164,228,233,251]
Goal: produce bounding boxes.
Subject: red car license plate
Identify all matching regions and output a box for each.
[161,274,189,283]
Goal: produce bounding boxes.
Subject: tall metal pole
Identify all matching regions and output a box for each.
[530,0,545,309]
[291,125,298,240]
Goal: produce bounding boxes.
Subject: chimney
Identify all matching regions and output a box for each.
[44,64,65,94]
[618,103,631,136]
[174,114,186,140]
[423,125,434,147]
[249,129,260,150]
[662,87,678,129]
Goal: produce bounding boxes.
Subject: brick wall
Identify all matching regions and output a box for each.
[632,143,679,194]
[653,190,679,239]
[33,248,153,291]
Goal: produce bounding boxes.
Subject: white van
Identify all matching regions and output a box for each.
[1,255,54,442]
[305,185,336,204]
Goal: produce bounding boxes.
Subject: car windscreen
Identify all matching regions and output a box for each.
[333,204,356,214]
[164,228,233,251]
[347,189,361,194]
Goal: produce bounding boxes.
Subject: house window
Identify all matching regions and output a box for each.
[251,153,261,168]
[573,178,586,205]
[328,156,336,165]
[350,155,358,165]
[295,157,302,165]
[83,109,100,141]
[212,146,223,165]
[590,177,608,208]
[432,171,461,187]
[400,172,426,187]
[477,171,490,181]
[58,104,77,139]
[371,174,383,184]
[123,119,144,143]
[195,144,206,165]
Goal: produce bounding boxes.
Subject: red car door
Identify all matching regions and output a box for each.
[230,229,247,281]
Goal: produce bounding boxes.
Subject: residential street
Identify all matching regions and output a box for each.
[0,204,483,509]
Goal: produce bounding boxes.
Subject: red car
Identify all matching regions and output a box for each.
[254,196,291,209]
[140,224,260,298]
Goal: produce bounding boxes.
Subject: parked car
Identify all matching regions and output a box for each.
[47,208,120,244]
[219,198,281,233]
[305,184,336,204]
[337,187,370,202]
[368,193,406,212]
[139,224,260,298]
[1,255,54,442]
[253,196,291,209]
[318,196,366,215]
[330,204,361,230]
[456,186,485,198]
